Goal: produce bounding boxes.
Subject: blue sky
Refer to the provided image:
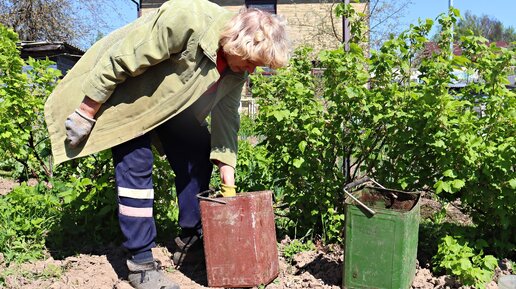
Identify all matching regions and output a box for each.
[401,0,516,30]
[113,1,516,32]
[107,0,516,43]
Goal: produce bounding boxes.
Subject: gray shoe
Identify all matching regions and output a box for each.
[127,259,180,289]
[172,235,205,267]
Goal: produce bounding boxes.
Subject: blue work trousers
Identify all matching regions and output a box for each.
[112,107,213,255]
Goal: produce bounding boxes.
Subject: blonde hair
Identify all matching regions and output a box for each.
[219,8,289,69]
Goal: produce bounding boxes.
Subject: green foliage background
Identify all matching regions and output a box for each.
[251,6,515,256]
[0,25,59,180]
[0,24,180,266]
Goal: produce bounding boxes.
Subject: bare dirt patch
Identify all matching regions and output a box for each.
[0,178,17,196]
[0,243,350,289]
[420,195,473,226]
[0,177,38,196]
[1,240,512,289]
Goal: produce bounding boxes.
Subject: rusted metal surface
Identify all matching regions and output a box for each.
[347,186,419,212]
[343,186,421,289]
[200,191,279,288]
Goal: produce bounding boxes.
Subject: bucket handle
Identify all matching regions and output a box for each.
[344,177,393,195]
[343,176,384,216]
[343,187,376,216]
[196,189,227,204]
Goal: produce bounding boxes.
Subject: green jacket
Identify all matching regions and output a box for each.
[44,0,246,167]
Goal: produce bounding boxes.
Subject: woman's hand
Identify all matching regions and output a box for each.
[65,96,101,148]
[218,162,235,185]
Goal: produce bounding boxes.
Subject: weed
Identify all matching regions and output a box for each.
[433,235,497,288]
[0,183,60,265]
[282,239,316,264]
[41,263,63,279]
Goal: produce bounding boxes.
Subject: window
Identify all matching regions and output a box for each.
[245,0,277,14]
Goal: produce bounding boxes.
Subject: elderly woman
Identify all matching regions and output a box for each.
[44,0,289,288]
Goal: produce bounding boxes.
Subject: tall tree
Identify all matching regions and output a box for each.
[328,0,413,50]
[454,10,516,42]
[0,0,77,42]
[0,0,135,49]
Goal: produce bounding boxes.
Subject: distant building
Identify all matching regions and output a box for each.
[422,41,510,58]
[139,0,369,53]
[422,41,515,90]
[18,41,84,75]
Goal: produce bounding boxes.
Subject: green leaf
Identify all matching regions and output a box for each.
[451,179,465,190]
[443,169,456,178]
[311,128,322,136]
[350,43,363,54]
[433,140,446,148]
[434,180,444,194]
[298,141,307,153]
[459,258,472,270]
[439,181,452,193]
[272,110,289,121]
[509,179,516,189]
[483,255,498,270]
[293,158,304,168]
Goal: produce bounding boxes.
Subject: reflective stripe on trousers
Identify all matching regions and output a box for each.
[112,107,213,255]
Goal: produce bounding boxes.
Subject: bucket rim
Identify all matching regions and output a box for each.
[197,189,274,204]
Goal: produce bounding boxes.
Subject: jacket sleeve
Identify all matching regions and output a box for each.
[210,81,244,168]
[82,7,194,103]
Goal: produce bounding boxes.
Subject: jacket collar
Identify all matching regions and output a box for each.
[199,11,248,81]
[199,11,233,64]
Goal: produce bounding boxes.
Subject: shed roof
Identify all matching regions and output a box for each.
[18,41,84,60]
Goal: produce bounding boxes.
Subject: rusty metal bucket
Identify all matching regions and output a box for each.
[342,178,421,289]
[198,190,279,288]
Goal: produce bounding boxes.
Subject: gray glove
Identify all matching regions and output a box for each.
[65,109,96,148]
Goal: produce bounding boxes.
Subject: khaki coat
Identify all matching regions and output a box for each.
[44,0,246,167]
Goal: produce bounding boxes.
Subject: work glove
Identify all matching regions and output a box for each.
[65,109,96,148]
[220,183,237,197]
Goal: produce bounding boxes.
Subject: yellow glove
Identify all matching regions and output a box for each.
[220,183,237,197]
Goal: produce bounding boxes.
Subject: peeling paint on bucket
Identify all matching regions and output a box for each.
[200,191,279,288]
[343,186,421,289]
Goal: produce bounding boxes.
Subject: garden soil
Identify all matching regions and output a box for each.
[0,178,512,289]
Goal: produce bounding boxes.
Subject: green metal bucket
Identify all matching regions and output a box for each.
[343,186,420,289]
